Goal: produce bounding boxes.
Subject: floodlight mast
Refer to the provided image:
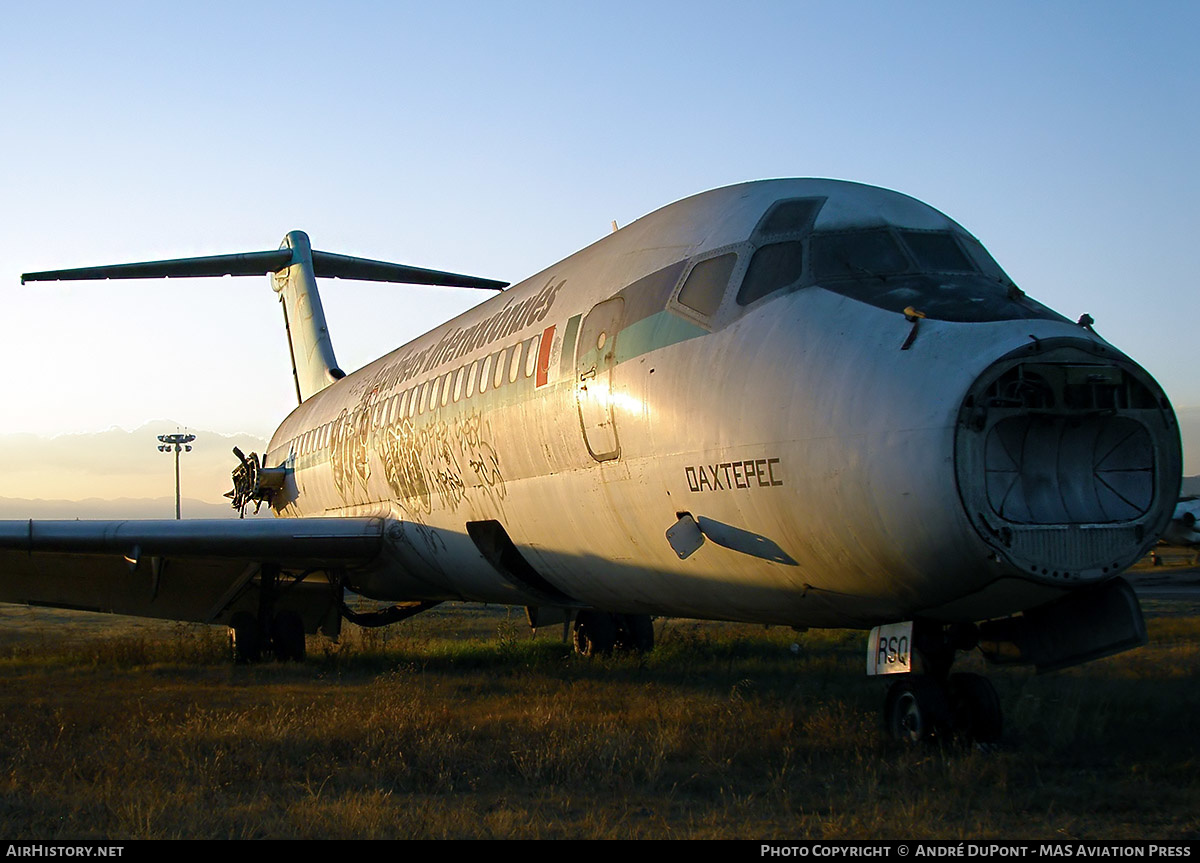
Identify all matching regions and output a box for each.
[156,433,195,520]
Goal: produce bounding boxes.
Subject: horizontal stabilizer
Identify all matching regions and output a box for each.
[21,230,509,405]
[23,245,508,290]
[22,250,293,283]
[311,250,507,290]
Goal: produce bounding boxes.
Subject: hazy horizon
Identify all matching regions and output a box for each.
[0,422,268,507]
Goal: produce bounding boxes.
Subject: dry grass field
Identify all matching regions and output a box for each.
[0,592,1198,840]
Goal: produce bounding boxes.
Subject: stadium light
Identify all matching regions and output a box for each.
[156,433,196,520]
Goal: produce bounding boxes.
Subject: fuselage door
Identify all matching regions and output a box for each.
[575,297,625,461]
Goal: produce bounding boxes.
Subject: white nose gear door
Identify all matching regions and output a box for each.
[575,297,624,461]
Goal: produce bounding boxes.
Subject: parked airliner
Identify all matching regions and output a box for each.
[1161,499,1200,547]
[3,179,1181,742]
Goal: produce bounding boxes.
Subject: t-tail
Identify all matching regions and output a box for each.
[21,232,508,403]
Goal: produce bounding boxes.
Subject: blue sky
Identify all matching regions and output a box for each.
[2,0,1196,440]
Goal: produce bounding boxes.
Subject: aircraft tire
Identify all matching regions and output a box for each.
[615,614,654,653]
[229,611,262,664]
[271,611,307,662]
[948,672,1002,744]
[884,677,949,744]
[573,610,617,657]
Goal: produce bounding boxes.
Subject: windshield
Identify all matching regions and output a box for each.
[724,224,1061,323]
[811,229,909,280]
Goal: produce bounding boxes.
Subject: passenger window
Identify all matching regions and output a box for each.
[678,253,736,316]
[509,343,522,383]
[480,355,492,393]
[525,335,540,377]
[738,242,805,306]
[493,348,507,388]
[453,367,465,402]
[441,371,452,407]
[467,360,479,398]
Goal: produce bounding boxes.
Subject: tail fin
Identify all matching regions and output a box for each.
[22,233,507,404]
[273,231,344,403]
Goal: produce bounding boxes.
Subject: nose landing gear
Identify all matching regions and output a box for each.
[572,610,655,656]
[880,621,1003,745]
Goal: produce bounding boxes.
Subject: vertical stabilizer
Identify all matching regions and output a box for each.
[272,231,346,403]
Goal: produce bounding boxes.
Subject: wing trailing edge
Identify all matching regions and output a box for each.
[0,516,390,635]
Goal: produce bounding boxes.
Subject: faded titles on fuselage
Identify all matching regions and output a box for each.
[355,278,566,396]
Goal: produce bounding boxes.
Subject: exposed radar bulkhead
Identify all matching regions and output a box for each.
[955,338,1181,583]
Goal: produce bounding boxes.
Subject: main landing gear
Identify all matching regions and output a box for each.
[228,609,307,663]
[226,563,308,663]
[880,622,1002,745]
[572,610,655,656]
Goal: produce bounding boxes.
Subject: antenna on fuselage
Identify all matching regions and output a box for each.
[22,232,508,404]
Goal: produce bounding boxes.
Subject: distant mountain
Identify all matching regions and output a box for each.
[0,422,268,506]
[0,496,267,519]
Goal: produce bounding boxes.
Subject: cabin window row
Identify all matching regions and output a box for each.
[393,331,541,420]
[287,332,543,457]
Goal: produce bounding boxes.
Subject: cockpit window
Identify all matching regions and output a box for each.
[811,230,908,280]
[737,241,804,306]
[898,230,976,272]
[755,197,826,238]
[677,253,736,316]
[959,235,1012,283]
[721,216,1050,323]
[801,228,1059,323]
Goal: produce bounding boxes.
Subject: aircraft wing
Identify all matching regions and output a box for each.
[0,517,387,635]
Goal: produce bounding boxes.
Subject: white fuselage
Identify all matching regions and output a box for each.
[260,180,1180,629]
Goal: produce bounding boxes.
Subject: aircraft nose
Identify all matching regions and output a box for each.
[953,337,1181,583]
